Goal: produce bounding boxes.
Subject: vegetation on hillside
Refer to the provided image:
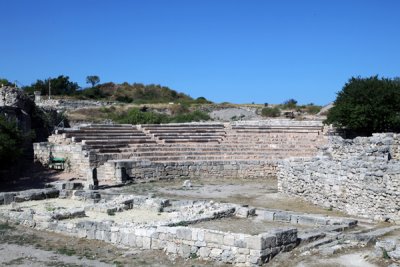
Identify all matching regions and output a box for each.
[260,99,321,118]
[261,107,281,117]
[99,107,210,124]
[20,75,212,105]
[325,76,400,135]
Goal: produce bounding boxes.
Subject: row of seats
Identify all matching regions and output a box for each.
[50,122,326,168]
[140,123,226,143]
[56,124,156,149]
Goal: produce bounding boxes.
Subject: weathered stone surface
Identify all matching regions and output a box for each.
[278,133,400,221]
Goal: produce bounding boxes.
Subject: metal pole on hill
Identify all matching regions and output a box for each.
[48,78,51,100]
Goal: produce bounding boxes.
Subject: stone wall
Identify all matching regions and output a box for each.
[98,159,277,184]
[33,142,90,177]
[0,193,302,266]
[278,133,400,221]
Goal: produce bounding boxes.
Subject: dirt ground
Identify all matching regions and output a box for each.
[1,175,398,266]
[112,177,347,217]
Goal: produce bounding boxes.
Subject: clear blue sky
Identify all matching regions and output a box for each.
[1,0,399,105]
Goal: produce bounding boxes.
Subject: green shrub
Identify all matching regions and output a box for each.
[325,76,400,135]
[170,110,210,123]
[305,104,321,114]
[170,103,190,115]
[195,96,212,104]
[115,108,168,125]
[261,107,281,117]
[0,115,25,169]
[282,99,298,109]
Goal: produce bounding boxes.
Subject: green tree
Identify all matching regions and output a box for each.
[86,75,100,87]
[325,76,400,135]
[0,78,12,86]
[0,115,24,169]
[23,75,79,96]
[282,99,298,109]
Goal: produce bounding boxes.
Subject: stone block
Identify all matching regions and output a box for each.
[166,241,177,254]
[142,237,151,249]
[223,234,235,246]
[234,237,247,248]
[260,234,276,249]
[205,231,224,244]
[246,236,263,250]
[273,211,291,222]
[273,229,297,246]
[199,247,210,258]
[136,236,143,247]
[255,210,274,221]
[176,228,192,240]
[178,244,191,258]
[209,248,223,259]
[235,255,247,264]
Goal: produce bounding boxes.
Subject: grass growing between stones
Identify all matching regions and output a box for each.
[0,222,15,232]
[57,246,77,256]
[2,257,25,266]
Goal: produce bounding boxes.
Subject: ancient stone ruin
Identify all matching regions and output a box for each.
[2,118,400,266]
[33,120,326,184]
[278,133,400,221]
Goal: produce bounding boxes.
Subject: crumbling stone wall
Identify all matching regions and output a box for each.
[278,133,400,221]
[33,142,90,177]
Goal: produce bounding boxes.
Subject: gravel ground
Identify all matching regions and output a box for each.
[209,107,262,121]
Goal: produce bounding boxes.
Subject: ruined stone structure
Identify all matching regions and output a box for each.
[33,120,326,185]
[278,133,400,222]
[0,185,357,266]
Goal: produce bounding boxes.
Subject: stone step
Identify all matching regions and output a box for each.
[142,124,224,128]
[148,128,226,133]
[64,132,146,137]
[127,155,275,161]
[73,136,150,142]
[78,129,143,133]
[163,139,221,143]
[150,159,274,164]
[121,146,317,152]
[299,235,340,252]
[83,139,156,145]
[157,135,223,140]
[151,133,225,137]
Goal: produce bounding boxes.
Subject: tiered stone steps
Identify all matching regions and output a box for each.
[141,123,226,143]
[56,124,157,148]
[45,122,326,179]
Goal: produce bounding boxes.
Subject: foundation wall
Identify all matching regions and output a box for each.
[278,133,400,221]
[1,206,297,266]
[98,160,278,183]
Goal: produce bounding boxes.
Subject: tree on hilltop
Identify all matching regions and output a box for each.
[282,99,298,109]
[324,76,400,136]
[0,78,13,87]
[23,75,79,96]
[86,75,100,87]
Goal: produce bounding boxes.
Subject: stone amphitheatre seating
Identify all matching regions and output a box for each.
[55,124,156,150]
[140,123,226,143]
[34,120,327,183]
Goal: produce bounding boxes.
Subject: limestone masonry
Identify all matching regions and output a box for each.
[33,120,326,184]
[278,133,400,222]
[0,185,357,266]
